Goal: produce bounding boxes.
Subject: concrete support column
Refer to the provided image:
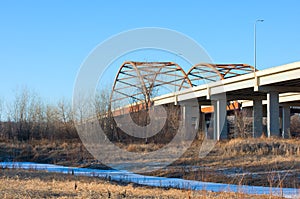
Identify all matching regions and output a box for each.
[182,104,191,140]
[199,108,206,135]
[213,99,227,140]
[213,102,217,140]
[282,105,291,138]
[267,91,280,137]
[182,101,199,140]
[253,99,263,138]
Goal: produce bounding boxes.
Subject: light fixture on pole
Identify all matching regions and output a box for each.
[254,19,264,72]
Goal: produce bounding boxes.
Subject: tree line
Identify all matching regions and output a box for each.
[0,88,77,141]
[0,88,183,144]
[1,88,299,143]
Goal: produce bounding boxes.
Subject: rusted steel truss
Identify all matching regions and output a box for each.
[110,62,255,109]
[110,61,192,109]
[182,63,255,88]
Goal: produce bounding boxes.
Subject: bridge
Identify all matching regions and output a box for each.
[110,61,300,140]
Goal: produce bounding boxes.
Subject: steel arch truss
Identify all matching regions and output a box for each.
[182,63,255,88]
[111,61,192,109]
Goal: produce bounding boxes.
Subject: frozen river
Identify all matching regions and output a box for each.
[0,162,298,198]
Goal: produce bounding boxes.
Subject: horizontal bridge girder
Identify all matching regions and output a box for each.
[255,86,300,93]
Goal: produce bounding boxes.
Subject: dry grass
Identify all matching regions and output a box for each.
[0,169,284,199]
[126,143,164,152]
[1,137,300,188]
[222,137,300,156]
[151,137,300,188]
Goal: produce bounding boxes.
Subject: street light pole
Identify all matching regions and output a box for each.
[254,19,264,71]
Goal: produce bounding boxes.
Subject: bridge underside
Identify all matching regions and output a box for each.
[195,77,300,140]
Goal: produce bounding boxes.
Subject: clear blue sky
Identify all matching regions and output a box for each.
[1,1,300,103]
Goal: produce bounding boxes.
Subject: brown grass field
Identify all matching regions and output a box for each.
[0,137,299,198]
[0,169,285,199]
[0,137,300,188]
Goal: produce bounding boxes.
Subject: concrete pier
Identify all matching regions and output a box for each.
[267,91,280,137]
[213,98,227,140]
[282,104,291,138]
[253,99,263,137]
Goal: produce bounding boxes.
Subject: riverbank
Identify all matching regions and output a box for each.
[0,166,290,199]
[0,137,299,188]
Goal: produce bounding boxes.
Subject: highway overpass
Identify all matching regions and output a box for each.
[110,61,300,140]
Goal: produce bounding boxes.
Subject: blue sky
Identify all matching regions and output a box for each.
[1,1,300,103]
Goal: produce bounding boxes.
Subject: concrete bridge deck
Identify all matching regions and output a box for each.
[152,61,300,139]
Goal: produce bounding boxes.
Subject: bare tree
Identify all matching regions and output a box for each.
[0,97,3,140]
[44,105,57,140]
[56,98,76,139]
[232,108,253,138]
[94,89,110,121]
[0,97,3,122]
[291,114,300,137]
[27,93,45,139]
[7,88,34,140]
[94,89,118,141]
